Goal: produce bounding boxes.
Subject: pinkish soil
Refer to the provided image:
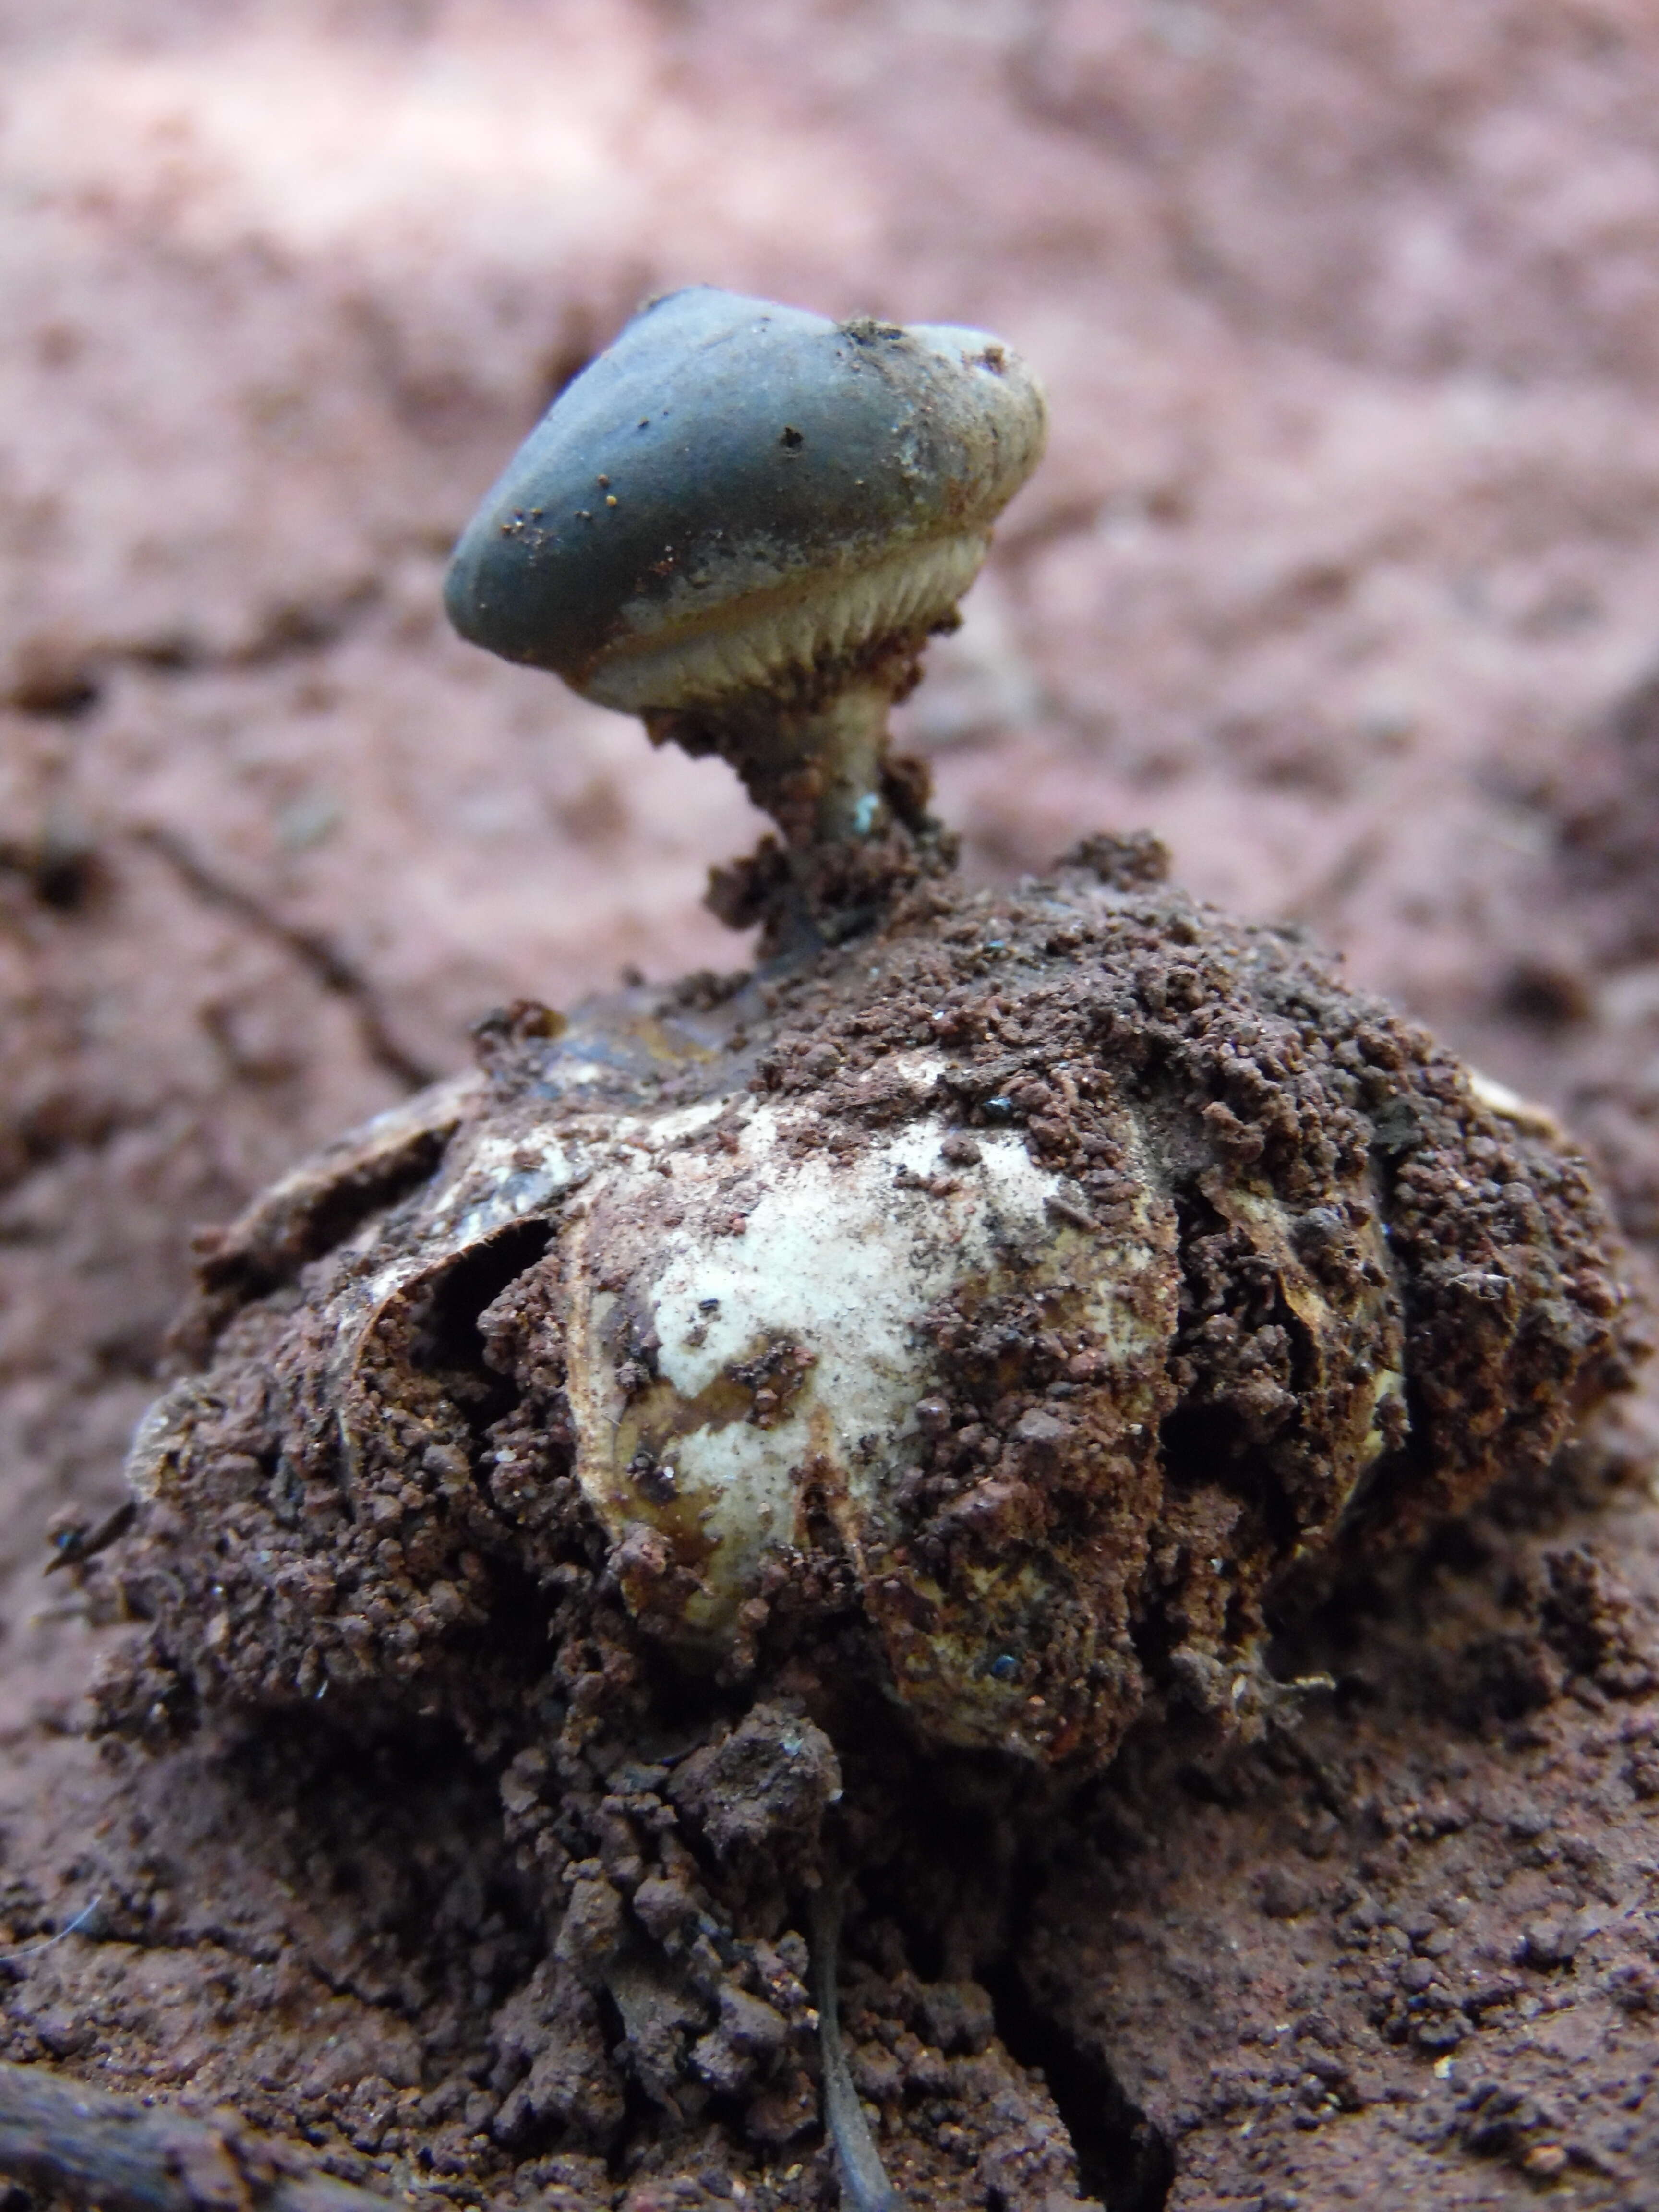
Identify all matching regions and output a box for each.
[6,4,1659,2209]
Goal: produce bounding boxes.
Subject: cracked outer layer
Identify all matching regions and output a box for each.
[108,839,1644,1774]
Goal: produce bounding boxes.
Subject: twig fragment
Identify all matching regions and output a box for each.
[0,2061,426,2212]
[809,1886,900,2212]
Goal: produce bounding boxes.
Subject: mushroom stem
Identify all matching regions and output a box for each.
[651,670,909,855]
[726,681,896,848]
[809,1883,901,2212]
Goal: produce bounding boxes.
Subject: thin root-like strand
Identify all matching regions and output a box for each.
[809,1886,901,2212]
[0,2059,428,2212]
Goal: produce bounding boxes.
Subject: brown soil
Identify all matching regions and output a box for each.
[7,5,1659,2209]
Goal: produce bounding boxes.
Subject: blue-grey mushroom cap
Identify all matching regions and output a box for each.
[444,287,1047,715]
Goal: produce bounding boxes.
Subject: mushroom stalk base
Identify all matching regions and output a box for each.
[656,658,955,954]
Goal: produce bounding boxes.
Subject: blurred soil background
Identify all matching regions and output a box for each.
[6,3,1659,2207]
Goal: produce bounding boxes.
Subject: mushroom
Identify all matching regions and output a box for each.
[445,286,1045,905]
[97,294,1646,2209]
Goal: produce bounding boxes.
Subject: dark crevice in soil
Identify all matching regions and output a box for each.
[4,667,104,719]
[415,1219,555,1435]
[984,1942,1174,2212]
[193,1705,543,1971]
[0,1099,135,1201]
[0,828,101,910]
[839,1754,1165,2211]
[135,822,438,1092]
[456,1553,563,1705]
[4,586,391,723]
